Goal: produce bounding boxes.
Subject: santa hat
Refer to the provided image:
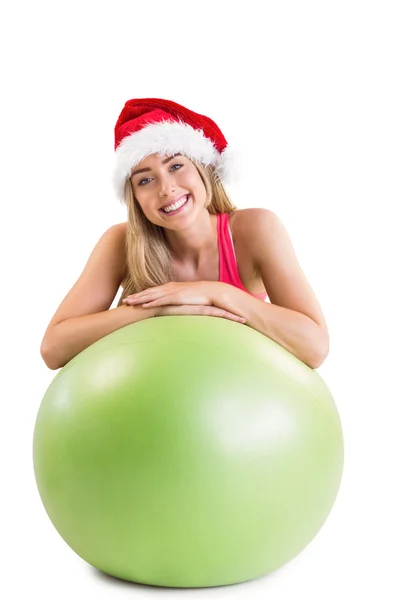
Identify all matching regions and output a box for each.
[113,98,238,202]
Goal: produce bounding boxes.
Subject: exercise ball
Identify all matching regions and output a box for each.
[33,316,344,588]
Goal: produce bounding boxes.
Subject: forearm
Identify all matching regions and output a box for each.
[213,283,328,369]
[41,304,157,370]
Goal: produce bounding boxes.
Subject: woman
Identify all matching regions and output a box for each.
[40,98,329,370]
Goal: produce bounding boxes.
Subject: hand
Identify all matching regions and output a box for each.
[122,281,217,309]
[153,303,246,323]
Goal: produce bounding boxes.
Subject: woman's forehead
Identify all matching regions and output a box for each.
[133,153,189,170]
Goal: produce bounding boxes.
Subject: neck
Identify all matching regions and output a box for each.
[165,209,217,269]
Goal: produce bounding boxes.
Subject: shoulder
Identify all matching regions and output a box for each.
[103,221,127,250]
[231,207,275,224]
[100,221,127,238]
[106,221,127,245]
[231,208,294,278]
[233,208,295,266]
[230,207,277,240]
[113,221,127,235]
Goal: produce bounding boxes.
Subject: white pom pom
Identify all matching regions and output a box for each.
[215,145,243,185]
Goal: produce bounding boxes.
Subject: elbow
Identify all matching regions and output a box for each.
[309,350,328,369]
[40,340,61,371]
[309,329,330,369]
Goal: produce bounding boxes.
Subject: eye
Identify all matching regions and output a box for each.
[138,163,183,186]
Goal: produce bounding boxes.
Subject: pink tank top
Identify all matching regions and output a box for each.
[217,212,269,302]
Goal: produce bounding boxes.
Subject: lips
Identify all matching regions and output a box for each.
[159,194,188,210]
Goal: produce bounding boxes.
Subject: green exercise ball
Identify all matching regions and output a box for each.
[33,316,344,588]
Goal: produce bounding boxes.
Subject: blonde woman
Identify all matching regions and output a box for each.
[40,98,329,370]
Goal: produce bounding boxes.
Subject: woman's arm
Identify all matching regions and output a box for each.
[211,209,329,368]
[40,223,155,370]
[41,304,157,370]
[212,284,327,368]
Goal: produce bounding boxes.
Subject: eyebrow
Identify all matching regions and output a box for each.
[130,154,182,178]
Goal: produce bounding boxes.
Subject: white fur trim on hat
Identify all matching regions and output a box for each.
[113,119,236,202]
[214,145,241,187]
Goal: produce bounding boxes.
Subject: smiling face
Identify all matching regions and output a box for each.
[129,153,208,225]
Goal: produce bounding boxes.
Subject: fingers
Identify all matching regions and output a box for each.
[153,304,246,323]
[201,306,246,323]
[225,312,246,323]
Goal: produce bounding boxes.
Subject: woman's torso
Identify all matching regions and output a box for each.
[121,210,267,298]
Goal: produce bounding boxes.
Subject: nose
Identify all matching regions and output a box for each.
[158,172,176,197]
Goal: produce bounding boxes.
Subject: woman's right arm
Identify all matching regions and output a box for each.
[40,223,157,370]
[41,304,157,370]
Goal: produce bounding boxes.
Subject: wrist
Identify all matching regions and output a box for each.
[140,305,159,318]
[210,282,229,307]
[119,303,159,319]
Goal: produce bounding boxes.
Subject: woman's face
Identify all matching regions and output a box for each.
[129,153,207,225]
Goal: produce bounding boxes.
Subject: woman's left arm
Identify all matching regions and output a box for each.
[211,209,329,369]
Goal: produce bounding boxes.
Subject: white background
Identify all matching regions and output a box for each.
[1,0,399,598]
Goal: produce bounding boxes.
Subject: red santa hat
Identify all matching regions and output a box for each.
[113,98,238,202]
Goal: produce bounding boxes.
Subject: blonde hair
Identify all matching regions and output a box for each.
[116,160,238,307]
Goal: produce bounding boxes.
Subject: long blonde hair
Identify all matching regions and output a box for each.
[116,160,238,307]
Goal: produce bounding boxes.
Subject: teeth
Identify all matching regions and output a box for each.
[163,195,188,213]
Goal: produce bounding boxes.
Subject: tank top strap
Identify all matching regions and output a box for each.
[217,212,268,302]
